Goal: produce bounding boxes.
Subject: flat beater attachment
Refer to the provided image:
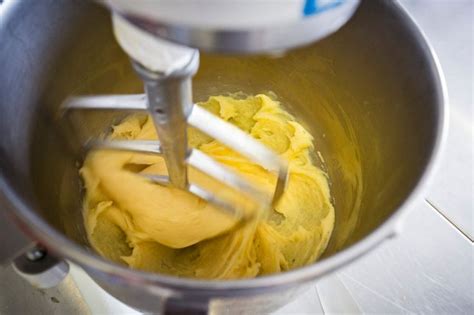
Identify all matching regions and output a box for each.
[62,57,288,220]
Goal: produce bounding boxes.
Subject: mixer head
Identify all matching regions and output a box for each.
[100,0,360,54]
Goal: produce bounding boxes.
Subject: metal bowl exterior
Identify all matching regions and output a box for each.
[0,0,447,313]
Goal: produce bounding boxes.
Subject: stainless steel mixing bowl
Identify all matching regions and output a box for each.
[0,0,446,313]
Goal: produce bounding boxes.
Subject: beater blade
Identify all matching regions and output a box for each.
[62,88,288,221]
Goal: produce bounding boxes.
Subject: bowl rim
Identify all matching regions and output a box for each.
[0,0,449,296]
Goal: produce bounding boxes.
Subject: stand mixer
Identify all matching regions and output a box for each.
[1,0,445,313]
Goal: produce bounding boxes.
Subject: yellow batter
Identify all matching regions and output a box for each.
[81,94,334,279]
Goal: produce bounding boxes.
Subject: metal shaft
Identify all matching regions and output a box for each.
[133,51,199,189]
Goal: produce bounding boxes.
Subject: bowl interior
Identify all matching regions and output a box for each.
[29,0,440,269]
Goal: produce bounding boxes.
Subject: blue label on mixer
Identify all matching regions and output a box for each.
[304,0,344,16]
